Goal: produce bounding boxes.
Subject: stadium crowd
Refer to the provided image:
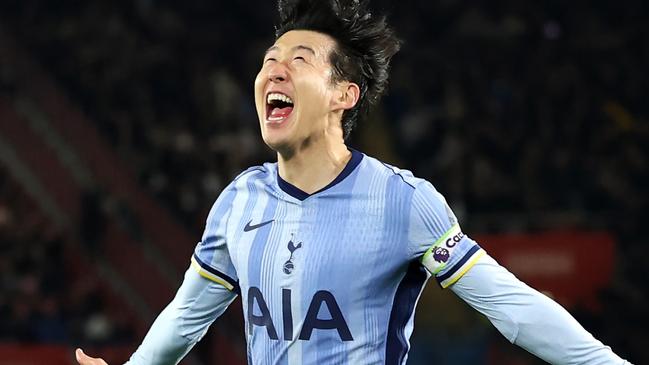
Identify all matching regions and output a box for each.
[0,0,647,363]
[0,166,134,345]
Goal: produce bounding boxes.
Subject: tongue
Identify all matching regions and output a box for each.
[270,106,293,119]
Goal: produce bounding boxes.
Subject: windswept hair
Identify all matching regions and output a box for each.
[275,0,401,139]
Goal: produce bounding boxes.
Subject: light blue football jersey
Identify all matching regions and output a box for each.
[192,149,485,365]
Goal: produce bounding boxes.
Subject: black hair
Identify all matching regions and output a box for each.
[275,0,401,139]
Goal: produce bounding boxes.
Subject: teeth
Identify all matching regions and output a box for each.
[267,93,294,105]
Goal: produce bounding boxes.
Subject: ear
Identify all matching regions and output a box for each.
[332,82,360,111]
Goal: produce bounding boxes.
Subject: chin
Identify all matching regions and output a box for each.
[262,133,287,151]
[263,135,297,159]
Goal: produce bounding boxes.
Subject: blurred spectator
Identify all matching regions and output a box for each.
[0,167,134,345]
[80,186,106,255]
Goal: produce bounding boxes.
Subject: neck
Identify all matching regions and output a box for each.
[277,137,351,194]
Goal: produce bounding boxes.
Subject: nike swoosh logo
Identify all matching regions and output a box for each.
[244,219,274,232]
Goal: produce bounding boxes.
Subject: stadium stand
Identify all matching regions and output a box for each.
[0,0,646,363]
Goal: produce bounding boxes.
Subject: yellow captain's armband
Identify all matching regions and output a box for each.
[420,224,464,274]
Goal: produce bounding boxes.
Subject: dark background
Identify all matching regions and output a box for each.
[0,0,646,364]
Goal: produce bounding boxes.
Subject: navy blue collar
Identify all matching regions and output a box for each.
[277,148,364,201]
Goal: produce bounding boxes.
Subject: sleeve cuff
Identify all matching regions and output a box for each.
[191,254,239,293]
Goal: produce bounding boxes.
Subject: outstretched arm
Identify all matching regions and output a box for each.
[450,254,630,365]
[77,267,237,365]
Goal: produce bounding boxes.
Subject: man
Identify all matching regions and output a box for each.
[76,0,631,364]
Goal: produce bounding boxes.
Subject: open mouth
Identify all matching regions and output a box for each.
[266,92,294,123]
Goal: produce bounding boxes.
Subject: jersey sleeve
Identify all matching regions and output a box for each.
[451,254,629,364]
[124,268,238,365]
[191,184,240,293]
[408,181,485,288]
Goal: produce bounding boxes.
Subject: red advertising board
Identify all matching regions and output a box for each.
[475,230,616,310]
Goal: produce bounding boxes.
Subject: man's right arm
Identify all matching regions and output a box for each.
[124,180,241,365]
[124,267,237,365]
[78,183,241,365]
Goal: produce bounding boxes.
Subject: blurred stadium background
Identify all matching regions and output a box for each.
[0,0,646,364]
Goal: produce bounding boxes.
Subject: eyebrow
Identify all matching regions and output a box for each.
[264,45,316,57]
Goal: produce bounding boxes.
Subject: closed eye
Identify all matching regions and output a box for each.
[293,56,305,62]
[265,57,277,63]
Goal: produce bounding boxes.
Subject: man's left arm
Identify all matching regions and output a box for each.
[450,253,631,365]
[407,180,631,364]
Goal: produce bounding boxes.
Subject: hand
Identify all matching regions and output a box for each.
[75,348,109,365]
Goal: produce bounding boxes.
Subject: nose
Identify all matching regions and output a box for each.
[268,63,288,83]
